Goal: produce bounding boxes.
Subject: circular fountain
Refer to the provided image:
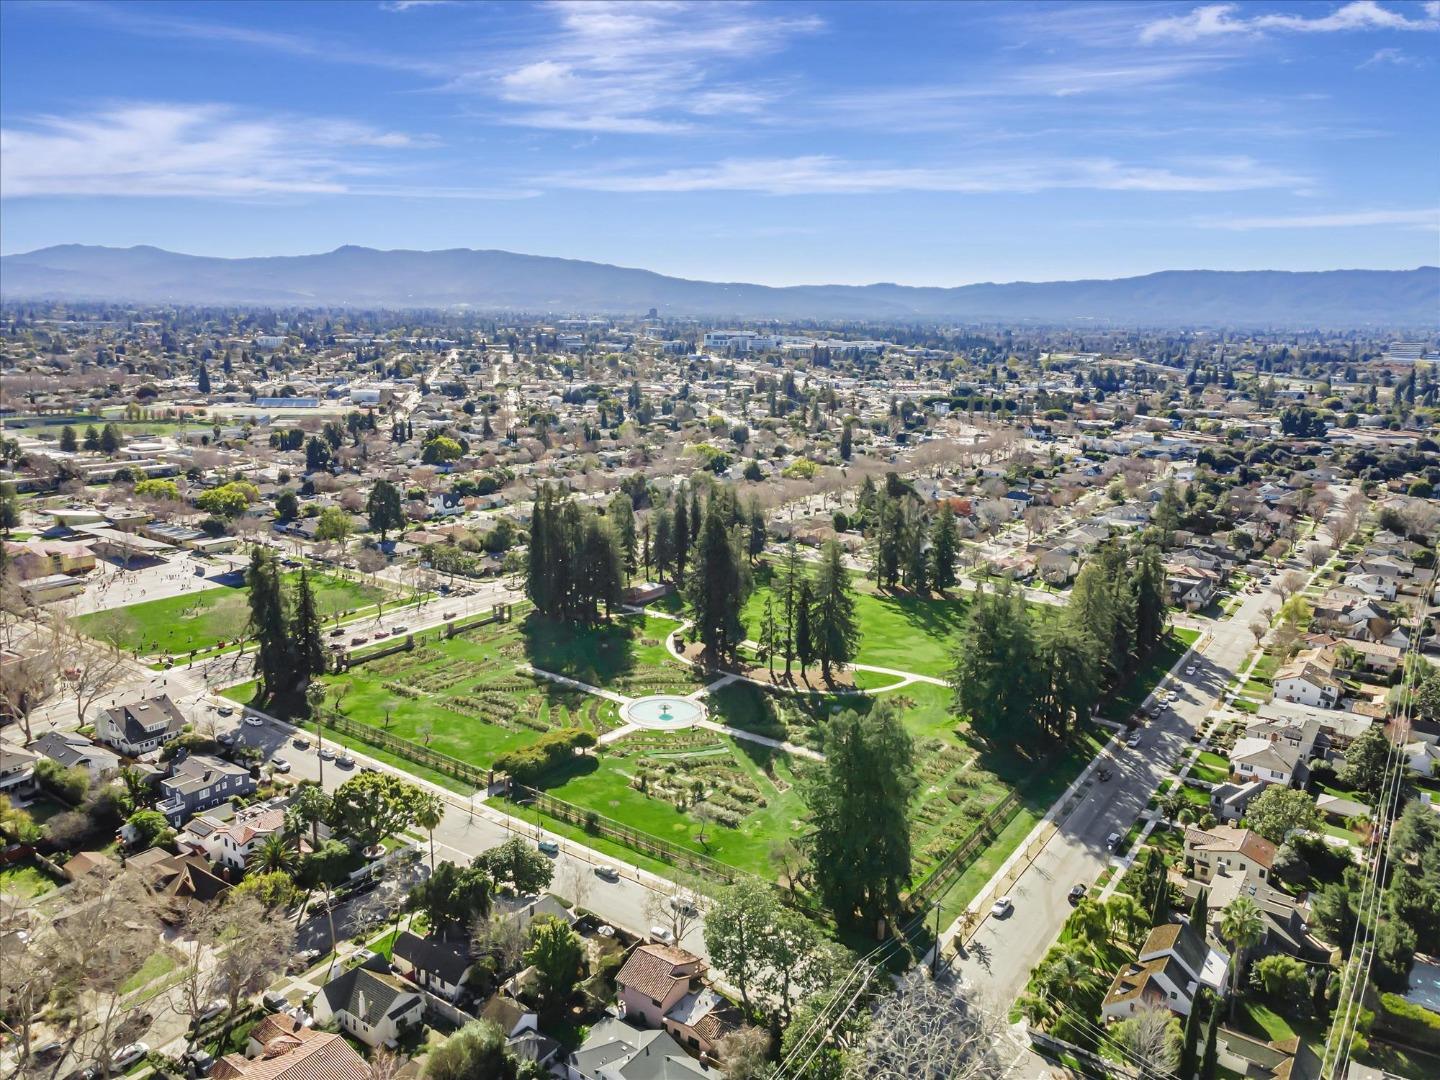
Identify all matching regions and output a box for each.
[622,694,707,731]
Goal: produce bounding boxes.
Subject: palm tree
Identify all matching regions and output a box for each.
[1070,897,1110,953]
[413,793,443,871]
[1220,897,1266,1018]
[1030,942,1105,1026]
[256,833,297,875]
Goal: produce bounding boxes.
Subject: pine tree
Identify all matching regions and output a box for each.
[673,492,690,586]
[291,568,326,681]
[758,594,779,677]
[1199,998,1219,1079]
[929,502,959,592]
[839,420,853,461]
[608,493,637,580]
[59,425,77,453]
[366,479,404,543]
[795,578,815,673]
[801,700,915,929]
[198,365,211,394]
[781,541,804,679]
[83,425,100,451]
[652,504,674,582]
[811,540,860,683]
[245,546,293,701]
[746,497,767,564]
[686,495,749,663]
[100,422,121,455]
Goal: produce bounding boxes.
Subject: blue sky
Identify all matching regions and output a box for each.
[2,0,1437,285]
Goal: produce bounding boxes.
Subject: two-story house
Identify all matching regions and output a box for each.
[1227,717,1320,788]
[178,803,293,869]
[613,944,737,1058]
[98,695,188,756]
[392,931,476,1001]
[1184,825,1277,884]
[1273,649,1342,710]
[26,730,121,781]
[567,1017,715,1080]
[156,752,254,825]
[1102,921,1229,1021]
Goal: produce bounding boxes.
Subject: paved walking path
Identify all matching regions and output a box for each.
[518,663,633,705]
[693,718,826,762]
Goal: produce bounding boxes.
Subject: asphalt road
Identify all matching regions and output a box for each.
[948,580,1281,1004]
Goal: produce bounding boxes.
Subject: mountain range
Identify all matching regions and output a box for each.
[1,245,1435,328]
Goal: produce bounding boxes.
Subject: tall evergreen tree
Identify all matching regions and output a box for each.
[59,425,77,453]
[839,420,853,461]
[652,504,674,582]
[245,546,292,701]
[757,594,779,677]
[746,497,767,564]
[811,540,860,683]
[673,491,690,586]
[608,493,637,580]
[1133,543,1169,656]
[929,502,959,592]
[949,583,1039,744]
[685,494,749,662]
[795,578,815,673]
[83,424,100,451]
[801,701,915,929]
[781,541,804,679]
[291,568,326,682]
[366,479,404,542]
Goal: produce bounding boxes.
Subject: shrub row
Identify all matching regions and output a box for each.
[495,728,597,784]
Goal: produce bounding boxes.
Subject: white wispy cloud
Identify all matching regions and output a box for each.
[546,154,1306,195]
[1205,208,1439,229]
[1359,45,1428,65]
[1141,2,1440,44]
[466,0,822,133]
[380,1,455,10]
[0,103,528,200]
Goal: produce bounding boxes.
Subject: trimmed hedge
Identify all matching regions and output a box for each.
[495,728,597,785]
[1376,993,1440,1052]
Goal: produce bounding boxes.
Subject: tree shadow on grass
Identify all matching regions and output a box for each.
[876,588,971,645]
[520,611,639,688]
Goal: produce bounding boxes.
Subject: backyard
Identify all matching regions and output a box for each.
[74,571,391,657]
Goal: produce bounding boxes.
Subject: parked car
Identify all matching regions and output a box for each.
[318,747,336,761]
[197,998,227,1022]
[1184,665,1197,676]
[649,926,675,944]
[216,706,234,717]
[537,839,560,856]
[1106,831,1123,851]
[350,636,369,646]
[594,866,620,882]
[271,757,291,773]
[1126,732,1143,749]
[184,1050,216,1076]
[262,992,289,1012]
[110,1043,149,1071]
[391,624,408,633]
[990,896,1013,918]
[244,715,264,727]
[336,754,355,768]
[293,736,311,749]
[217,732,235,746]
[1067,883,1088,905]
[329,628,345,637]
[669,896,700,917]
[33,1042,64,1060]
[442,610,458,619]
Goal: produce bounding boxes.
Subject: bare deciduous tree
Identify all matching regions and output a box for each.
[643,879,704,944]
[846,977,1010,1080]
[1110,1002,1181,1079]
[716,1025,771,1080]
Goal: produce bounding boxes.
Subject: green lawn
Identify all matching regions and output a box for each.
[511,732,809,879]
[743,565,971,679]
[75,572,389,657]
[0,860,61,899]
[120,947,181,995]
[1191,751,1232,784]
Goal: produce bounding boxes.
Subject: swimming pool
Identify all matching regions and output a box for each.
[1404,959,1440,1013]
[622,695,706,731]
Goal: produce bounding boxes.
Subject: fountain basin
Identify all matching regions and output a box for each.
[622,694,706,731]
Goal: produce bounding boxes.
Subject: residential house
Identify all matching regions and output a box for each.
[615,944,706,1030]
[1165,563,1223,611]
[0,741,37,793]
[566,1017,715,1080]
[1273,650,1342,710]
[1101,921,1228,1020]
[128,845,232,920]
[1184,825,1277,884]
[1228,717,1320,787]
[477,994,537,1040]
[1342,573,1397,602]
[213,1028,371,1080]
[1210,779,1267,823]
[179,802,295,870]
[156,752,255,825]
[26,730,121,780]
[392,931,476,1001]
[311,965,425,1048]
[1199,871,1320,962]
[98,694,188,756]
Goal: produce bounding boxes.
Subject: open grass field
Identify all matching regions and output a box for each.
[75,572,389,656]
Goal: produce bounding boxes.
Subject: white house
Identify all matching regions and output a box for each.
[1102,922,1228,1021]
[311,966,424,1048]
[1273,649,1342,710]
[98,695,188,756]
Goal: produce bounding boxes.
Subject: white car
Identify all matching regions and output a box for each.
[649,926,675,944]
[111,1043,149,1070]
[990,896,1013,918]
[270,758,291,773]
[595,925,616,938]
[318,747,336,760]
[198,998,227,1022]
[1184,665,1196,676]
[1126,732,1143,749]
[244,715,264,727]
[1165,691,1179,703]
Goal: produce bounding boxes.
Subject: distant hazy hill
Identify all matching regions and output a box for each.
[2,244,1434,327]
